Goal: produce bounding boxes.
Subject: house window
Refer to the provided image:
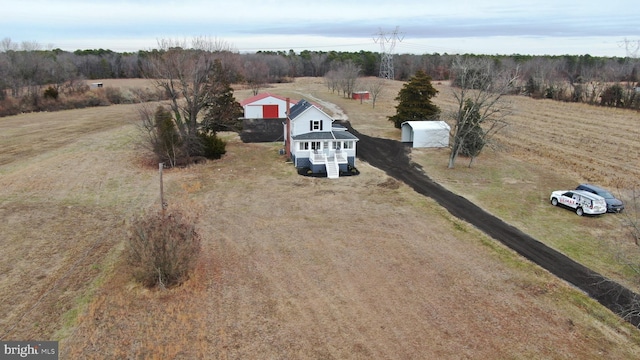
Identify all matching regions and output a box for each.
[323,141,329,149]
[311,141,321,150]
[332,142,340,150]
[310,120,323,131]
[299,142,309,150]
[343,141,353,149]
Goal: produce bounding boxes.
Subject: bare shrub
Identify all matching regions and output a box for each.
[126,207,201,289]
[86,89,111,106]
[38,97,65,112]
[118,88,137,104]
[130,86,167,102]
[0,98,20,117]
[104,86,124,104]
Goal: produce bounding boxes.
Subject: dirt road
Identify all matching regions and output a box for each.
[345,122,640,327]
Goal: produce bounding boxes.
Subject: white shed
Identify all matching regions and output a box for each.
[401,121,450,148]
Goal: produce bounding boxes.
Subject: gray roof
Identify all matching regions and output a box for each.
[292,131,358,141]
[288,99,313,120]
[288,99,359,141]
[333,131,359,140]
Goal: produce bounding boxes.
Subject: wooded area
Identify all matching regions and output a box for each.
[1,37,640,117]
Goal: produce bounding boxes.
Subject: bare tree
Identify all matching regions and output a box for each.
[48,52,78,94]
[0,37,18,52]
[140,37,234,159]
[3,41,48,107]
[610,187,640,327]
[324,69,340,94]
[263,54,290,82]
[448,56,518,168]
[137,104,182,168]
[243,54,269,96]
[336,60,361,98]
[362,77,386,108]
[309,52,328,77]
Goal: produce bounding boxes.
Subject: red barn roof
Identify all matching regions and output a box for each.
[240,93,298,107]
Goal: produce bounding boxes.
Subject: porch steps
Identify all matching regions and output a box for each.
[326,157,339,179]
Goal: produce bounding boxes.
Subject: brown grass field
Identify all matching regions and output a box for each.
[1,77,640,359]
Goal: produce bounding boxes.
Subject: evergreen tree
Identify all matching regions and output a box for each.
[457,100,485,158]
[447,56,514,168]
[600,84,624,107]
[202,59,244,134]
[154,105,182,167]
[524,76,540,98]
[388,70,440,128]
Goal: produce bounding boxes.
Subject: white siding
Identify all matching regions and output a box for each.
[291,107,332,136]
[242,96,290,118]
[401,121,450,148]
[244,105,264,118]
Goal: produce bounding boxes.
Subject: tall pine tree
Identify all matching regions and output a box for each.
[388,70,440,128]
[202,59,243,134]
[154,105,182,167]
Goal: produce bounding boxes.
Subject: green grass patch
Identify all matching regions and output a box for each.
[411,147,640,293]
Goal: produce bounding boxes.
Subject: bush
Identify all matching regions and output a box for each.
[85,90,110,107]
[601,84,624,107]
[126,207,201,288]
[43,86,59,100]
[0,98,20,117]
[104,86,124,104]
[197,132,227,159]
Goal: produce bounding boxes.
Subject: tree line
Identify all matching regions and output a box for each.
[2,37,639,108]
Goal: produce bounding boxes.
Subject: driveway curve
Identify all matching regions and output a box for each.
[345,122,640,328]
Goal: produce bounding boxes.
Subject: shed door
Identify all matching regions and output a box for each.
[263,105,279,118]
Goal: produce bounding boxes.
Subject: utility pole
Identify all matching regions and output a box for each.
[374,26,404,80]
[159,163,166,215]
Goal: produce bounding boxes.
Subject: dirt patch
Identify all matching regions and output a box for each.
[376,177,401,189]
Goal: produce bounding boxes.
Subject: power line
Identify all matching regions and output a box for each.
[373,26,404,79]
[618,38,640,58]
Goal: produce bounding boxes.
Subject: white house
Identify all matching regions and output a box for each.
[401,121,451,148]
[285,99,359,179]
[240,93,297,119]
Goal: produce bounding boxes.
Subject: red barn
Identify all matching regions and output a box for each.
[240,93,298,119]
[352,91,370,100]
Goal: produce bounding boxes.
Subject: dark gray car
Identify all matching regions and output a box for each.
[575,184,624,213]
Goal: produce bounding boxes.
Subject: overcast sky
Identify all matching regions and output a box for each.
[2,0,638,56]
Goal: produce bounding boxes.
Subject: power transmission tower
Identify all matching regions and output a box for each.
[619,38,640,58]
[374,27,404,80]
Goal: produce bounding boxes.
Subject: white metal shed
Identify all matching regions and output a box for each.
[401,121,450,148]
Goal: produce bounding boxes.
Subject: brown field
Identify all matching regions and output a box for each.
[1,77,640,359]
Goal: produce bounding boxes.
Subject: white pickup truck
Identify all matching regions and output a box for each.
[550,190,607,216]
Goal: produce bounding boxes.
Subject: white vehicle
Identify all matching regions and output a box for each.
[550,190,607,216]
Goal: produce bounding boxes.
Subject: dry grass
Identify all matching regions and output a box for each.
[266,77,640,291]
[2,78,640,359]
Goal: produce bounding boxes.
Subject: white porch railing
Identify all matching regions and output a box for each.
[310,150,348,165]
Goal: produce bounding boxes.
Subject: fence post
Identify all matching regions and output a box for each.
[159,163,165,215]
